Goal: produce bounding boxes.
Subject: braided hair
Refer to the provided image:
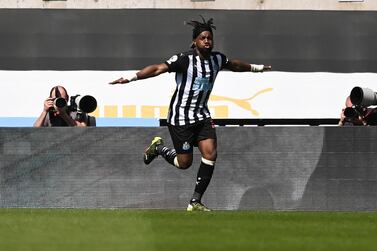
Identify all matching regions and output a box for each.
[185,16,216,48]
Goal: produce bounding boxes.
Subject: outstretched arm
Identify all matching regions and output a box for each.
[225,59,272,72]
[109,63,169,85]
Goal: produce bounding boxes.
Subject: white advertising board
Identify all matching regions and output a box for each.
[1,70,377,125]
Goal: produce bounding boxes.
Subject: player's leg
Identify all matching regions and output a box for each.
[143,136,164,165]
[187,119,217,212]
[143,124,194,169]
[187,138,216,212]
[156,143,193,169]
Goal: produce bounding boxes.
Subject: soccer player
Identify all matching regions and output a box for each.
[110,16,271,211]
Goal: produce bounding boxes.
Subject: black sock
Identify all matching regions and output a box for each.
[156,144,177,166]
[191,160,215,203]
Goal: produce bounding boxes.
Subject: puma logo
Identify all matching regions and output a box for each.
[209,88,273,116]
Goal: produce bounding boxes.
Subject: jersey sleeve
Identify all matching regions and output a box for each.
[219,52,230,70]
[165,53,189,73]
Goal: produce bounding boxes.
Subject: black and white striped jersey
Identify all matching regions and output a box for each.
[165,50,229,126]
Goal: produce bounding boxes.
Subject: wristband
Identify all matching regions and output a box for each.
[250,64,264,72]
[128,73,138,82]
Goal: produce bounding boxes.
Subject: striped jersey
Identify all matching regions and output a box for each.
[165,50,229,126]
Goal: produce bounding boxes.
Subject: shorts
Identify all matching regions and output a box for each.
[168,118,216,154]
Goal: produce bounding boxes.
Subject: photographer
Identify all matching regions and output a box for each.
[33,85,90,127]
[339,96,377,126]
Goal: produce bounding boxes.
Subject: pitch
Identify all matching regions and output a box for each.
[1,209,376,251]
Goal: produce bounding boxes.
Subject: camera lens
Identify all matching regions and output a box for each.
[76,95,97,113]
[344,107,357,118]
[54,97,67,108]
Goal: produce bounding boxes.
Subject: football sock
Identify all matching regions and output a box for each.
[156,144,177,166]
[191,158,215,203]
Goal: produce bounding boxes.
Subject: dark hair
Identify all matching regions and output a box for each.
[186,15,216,40]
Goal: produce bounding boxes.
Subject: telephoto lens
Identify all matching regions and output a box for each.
[72,95,97,113]
[350,87,377,106]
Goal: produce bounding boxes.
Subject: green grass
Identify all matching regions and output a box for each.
[1,209,377,251]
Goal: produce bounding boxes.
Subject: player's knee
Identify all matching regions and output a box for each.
[202,151,217,162]
[179,161,193,170]
[175,157,192,169]
[202,157,216,166]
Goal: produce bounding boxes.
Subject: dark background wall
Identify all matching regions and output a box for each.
[1,127,377,211]
[1,9,377,72]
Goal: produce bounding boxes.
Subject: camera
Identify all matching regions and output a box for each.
[53,97,67,108]
[345,86,377,125]
[69,95,97,113]
[350,86,377,106]
[344,106,363,119]
[49,97,67,113]
[50,95,97,114]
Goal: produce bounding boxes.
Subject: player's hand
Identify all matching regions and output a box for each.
[263,65,272,71]
[109,77,130,85]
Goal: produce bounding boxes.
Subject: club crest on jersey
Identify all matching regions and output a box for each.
[182,141,190,151]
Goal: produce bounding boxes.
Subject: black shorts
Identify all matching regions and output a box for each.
[168,118,217,154]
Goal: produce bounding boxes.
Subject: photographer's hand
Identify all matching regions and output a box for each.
[34,97,54,127]
[44,97,54,112]
[338,108,346,126]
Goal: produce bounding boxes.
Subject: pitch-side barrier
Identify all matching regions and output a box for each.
[1,127,376,210]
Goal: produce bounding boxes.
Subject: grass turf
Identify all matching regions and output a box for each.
[1,209,377,251]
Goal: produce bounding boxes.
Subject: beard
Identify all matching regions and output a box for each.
[197,46,213,55]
